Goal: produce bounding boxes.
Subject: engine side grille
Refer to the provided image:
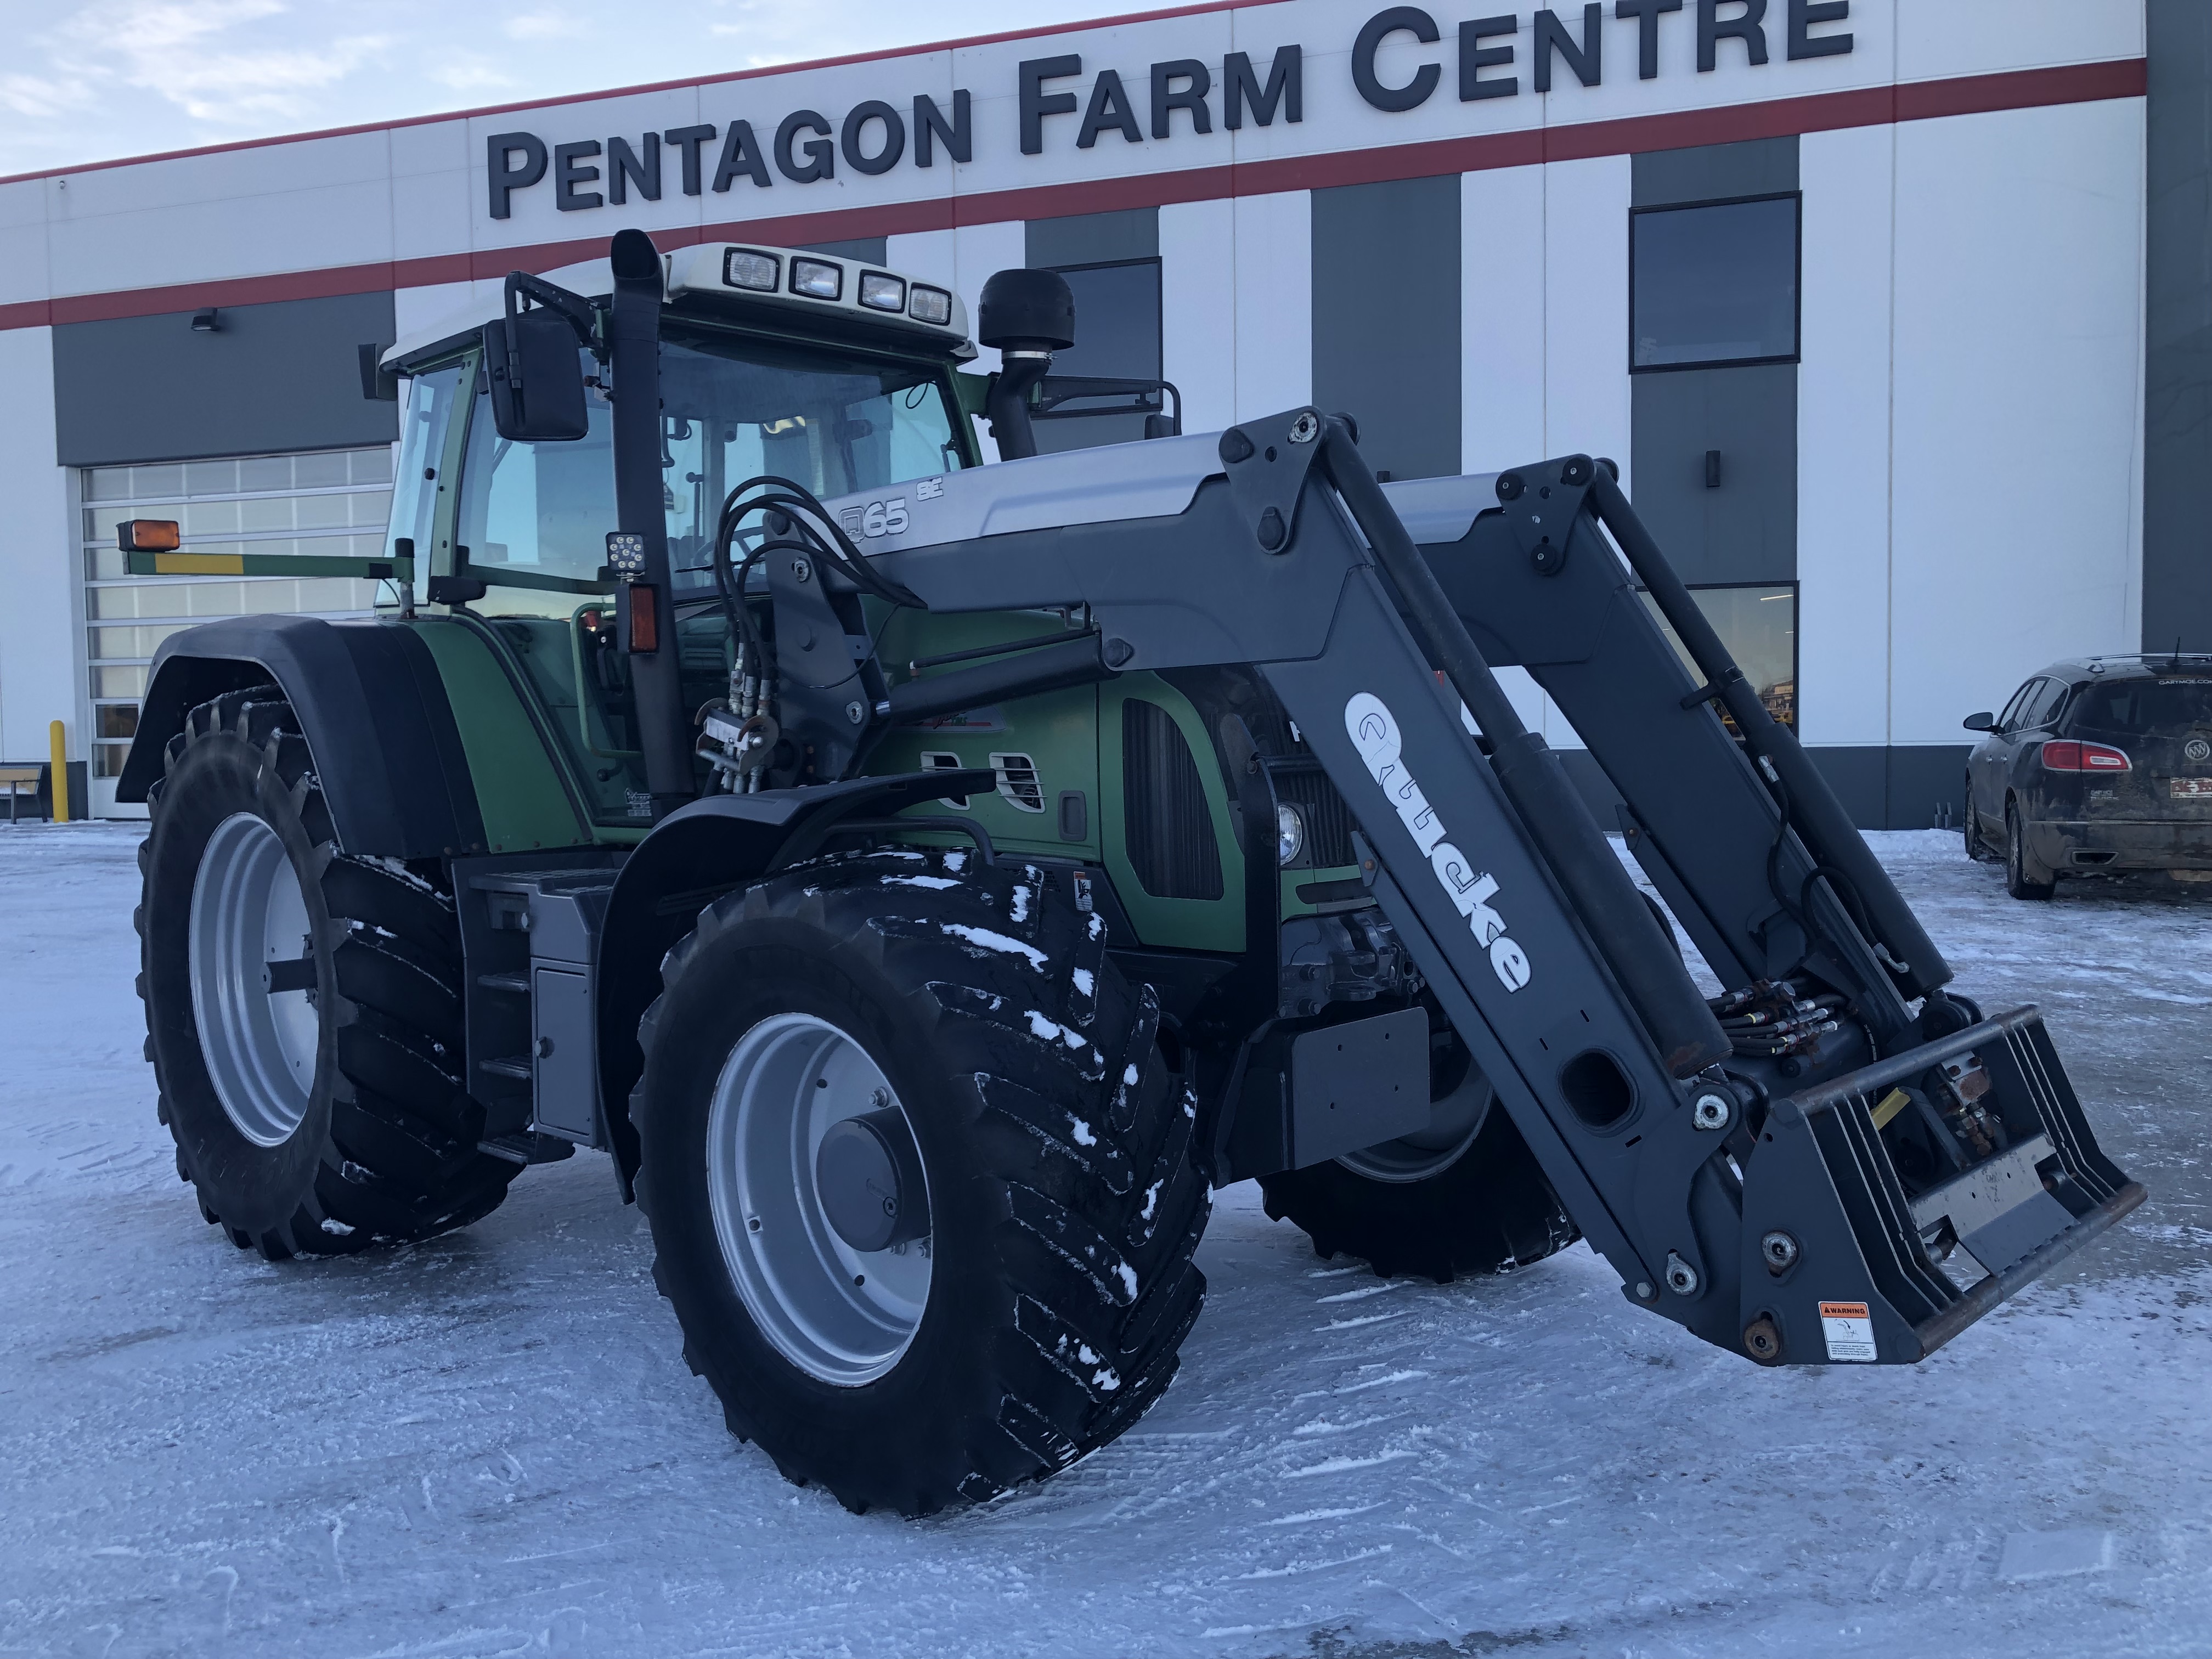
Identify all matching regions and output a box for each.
[1271,762,1359,868]
[1122,698,1224,900]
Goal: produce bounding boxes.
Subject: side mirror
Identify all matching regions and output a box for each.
[1962,711,1996,732]
[357,343,399,402]
[484,308,588,442]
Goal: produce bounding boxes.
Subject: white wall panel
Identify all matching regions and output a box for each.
[392,279,500,346]
[1159,197,1235,437]
[0,328,76,763]
[0,179,50,307]
[1536,154,1630,752]
[1460,164,1545,473]
[1897,0,2141,83]
[47,179,397,296]
[1230,190,1310,420]
[1797,122,1895,749]
[1889,97,2145,744]
[1542,155,1631,496]
[388,121,474,264]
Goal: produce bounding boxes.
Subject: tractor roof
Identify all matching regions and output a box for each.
[384,242,975,375]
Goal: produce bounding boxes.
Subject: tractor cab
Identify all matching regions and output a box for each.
[367,242,994,826]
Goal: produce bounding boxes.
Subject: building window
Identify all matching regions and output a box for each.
[1031,257,1163,454]
[80,447,396,789]
[1630,194,1799,372]
[1639,583,1798,731]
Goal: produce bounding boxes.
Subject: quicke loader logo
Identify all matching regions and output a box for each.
[1345,692,1531,992]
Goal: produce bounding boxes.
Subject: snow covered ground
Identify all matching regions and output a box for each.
[1,823,2207,1659]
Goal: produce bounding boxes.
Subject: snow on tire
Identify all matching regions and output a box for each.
[634,847,1210,1516]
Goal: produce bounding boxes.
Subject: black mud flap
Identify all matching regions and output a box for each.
[1736,1007,2143,1365]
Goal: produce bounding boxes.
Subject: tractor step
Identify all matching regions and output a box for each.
[1738,1007,2142,1365]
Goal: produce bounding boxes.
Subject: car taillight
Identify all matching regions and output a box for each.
[2040,739,2131,772]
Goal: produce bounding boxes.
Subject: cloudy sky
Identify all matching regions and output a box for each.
[0,0,1136,175]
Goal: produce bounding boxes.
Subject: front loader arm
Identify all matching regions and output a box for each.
[1407,463,1937,1045]
[868,410,2141,1365]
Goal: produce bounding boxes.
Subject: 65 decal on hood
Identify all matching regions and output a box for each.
[1345,692,1531,992]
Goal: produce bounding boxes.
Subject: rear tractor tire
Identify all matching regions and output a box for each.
[1260,1033,1578,1283]
[634,847,1211,1516]
[137,685,521,1260]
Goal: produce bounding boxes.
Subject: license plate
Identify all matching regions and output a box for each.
[2173,777,2212,799]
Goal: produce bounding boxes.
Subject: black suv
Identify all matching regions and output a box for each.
[1963,654,2212,899]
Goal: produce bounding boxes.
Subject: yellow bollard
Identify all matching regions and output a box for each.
[48,720,67,823]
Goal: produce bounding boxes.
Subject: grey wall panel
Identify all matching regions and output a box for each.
[1808,744,1973,831]
[1561,744,1968,831]
[2144,0,2212,652]
[1026,208,1159,269]
[1311,173,1461,482]
[55,291,398,467]
[1632,135,1798,207]
[802,237,889,264]
[1629,363,1797,583]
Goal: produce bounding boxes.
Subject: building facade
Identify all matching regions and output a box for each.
[0,0,2199,824]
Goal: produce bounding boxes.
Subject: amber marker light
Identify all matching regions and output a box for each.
[116,520,181,552]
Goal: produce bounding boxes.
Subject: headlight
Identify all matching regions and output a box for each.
[1276,802,1305,866]
[723,249,778,291]
[789,258,842,300]
[909,285,953,326]
[859,271,906,313]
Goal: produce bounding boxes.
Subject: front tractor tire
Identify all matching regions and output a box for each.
[635,848,1210,1516]
[137,686,521,1259]
[1260,1044,1578,1283]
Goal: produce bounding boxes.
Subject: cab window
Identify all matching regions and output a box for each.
[2017,678,2070,731]
[456,349,618,594]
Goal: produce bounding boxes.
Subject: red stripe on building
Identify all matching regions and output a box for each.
[4,58,2146,332]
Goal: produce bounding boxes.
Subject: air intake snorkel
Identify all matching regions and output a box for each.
[977,268,1075,461]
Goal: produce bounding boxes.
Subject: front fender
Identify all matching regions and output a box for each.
[119,616,487,861]
[593,769,995,1197]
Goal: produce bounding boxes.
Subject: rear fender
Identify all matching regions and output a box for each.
[119,616,488,860]
[594,769,995,1197]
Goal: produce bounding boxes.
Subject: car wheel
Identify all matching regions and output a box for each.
[2005,800,2056,901]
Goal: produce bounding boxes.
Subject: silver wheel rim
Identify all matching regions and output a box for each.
[188,811,319,1147]
[707,1013,932,1386]
[1335,1068,1493,1184]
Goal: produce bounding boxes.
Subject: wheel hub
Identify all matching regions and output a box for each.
[706,1013,933,1386]
[187,812,319,1147]
[815,1107,931,1254]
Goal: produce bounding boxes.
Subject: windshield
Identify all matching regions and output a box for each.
[456,323,964,595]
[2072,678,2212,735]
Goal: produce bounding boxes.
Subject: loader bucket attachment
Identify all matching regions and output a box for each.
[1740,1007,2143,1365]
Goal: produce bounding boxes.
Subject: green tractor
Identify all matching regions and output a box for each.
[120,228,2140,1516]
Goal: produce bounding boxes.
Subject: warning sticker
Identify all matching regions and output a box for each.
[1819,1301,1877,1362]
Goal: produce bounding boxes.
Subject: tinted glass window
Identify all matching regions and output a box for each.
[1033,259,1163,454]
[2072,679,2212,733]
[1632,196,1799,370]
[2015,679,2069,730]
[1639,584,1797,730]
